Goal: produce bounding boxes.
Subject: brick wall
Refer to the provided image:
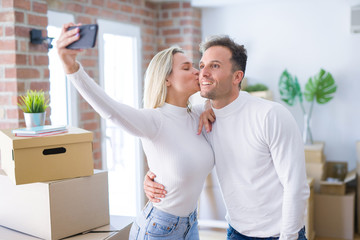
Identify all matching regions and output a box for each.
[0,0,202,169]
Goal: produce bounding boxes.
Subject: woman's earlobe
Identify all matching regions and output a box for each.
[165,79,171,87]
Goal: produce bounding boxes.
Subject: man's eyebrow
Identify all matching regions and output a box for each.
[199,60,222,64]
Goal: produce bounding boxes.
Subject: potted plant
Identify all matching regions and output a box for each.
[279,68,337,145]
[243,80,273,100]
[18,90,49,128]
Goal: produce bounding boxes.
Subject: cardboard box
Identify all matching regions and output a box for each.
[315,192,355,240]
[305,161,325,193]
[305,178,315,240]
[320,161,356,195]
[304,142,325,163]
[0,170,110,240]
[0,127,94,185]
[0,216,133,240]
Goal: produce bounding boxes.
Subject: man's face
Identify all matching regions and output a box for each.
[199,46,239,107]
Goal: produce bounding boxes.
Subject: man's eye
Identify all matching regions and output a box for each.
[199,65,204,69]
[212,64,220,69]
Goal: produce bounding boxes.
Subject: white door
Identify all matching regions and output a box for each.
[98,19,143,216]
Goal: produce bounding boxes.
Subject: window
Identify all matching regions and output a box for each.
[47,11,78,126]
[98,19,144,216]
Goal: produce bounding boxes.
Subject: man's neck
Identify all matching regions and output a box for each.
[211,91,240,109]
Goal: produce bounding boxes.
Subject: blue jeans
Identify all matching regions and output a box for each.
[227,225,307,240]
[129,202,199,240]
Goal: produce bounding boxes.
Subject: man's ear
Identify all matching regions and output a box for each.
[233,70,244,86]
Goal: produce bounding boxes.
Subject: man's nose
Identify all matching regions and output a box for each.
[200,66,210,77]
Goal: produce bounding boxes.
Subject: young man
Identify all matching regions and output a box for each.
[144,36,309,240]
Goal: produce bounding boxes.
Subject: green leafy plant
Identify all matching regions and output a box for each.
[18,90,49,113]
[244,83,268,92]
[279,68,337,144]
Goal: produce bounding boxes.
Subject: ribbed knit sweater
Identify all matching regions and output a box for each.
[67,64,214,217]
[206,91,309,240]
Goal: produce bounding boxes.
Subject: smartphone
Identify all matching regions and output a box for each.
[66,24,98,49]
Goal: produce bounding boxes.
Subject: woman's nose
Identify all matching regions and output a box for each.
[193,68,199,75]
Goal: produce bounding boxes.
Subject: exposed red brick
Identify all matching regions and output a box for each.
[101,9,114,18]
[107,1,121,10]
[0,122,19,130]
[16,54,27,65]
[0,26,3,36]
[121,5,133,13]
[0,81,16,91]
[66,3,83,13]
[28,14,48,27]
[33,55,49,66]
[183,2,191,8]
[162,29,180,35]
[0,12,15,22]
[161,2,180,10]
[14,0,30,10]
[33,2,47,14]
[0,54,16,64]
[14,11,24,23]
[5,68,16,78]
[6,108,18,119]
[162,12,169,18]
[43,69,49,78]
[180,19,193,25]
[83,122,99,131]
[84,6,99,15]
[5,26,14,36]
[81,112,96,121]
[131,16,141,24]
[11,95,18,105]
[76,16,92,24]
[165,37,184,44]
[143,44,154,52]
[115,14,129,22]
[30,81,50,91]
[0,96,9,105]
[0,40,16,50]
[17,82,25,92]
[14,26,30,38]
[2,0,13,8]
[17,68,40,79]
[157,20,173,28]
[91,0,103,7]
[144,27,155,35]
[80,59,97,67]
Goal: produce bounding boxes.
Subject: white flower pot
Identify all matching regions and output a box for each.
[24,112,46,128]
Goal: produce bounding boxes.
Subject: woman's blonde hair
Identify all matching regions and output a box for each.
[144,46,184,109]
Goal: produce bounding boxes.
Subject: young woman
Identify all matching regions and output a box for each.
[57,23,214,240]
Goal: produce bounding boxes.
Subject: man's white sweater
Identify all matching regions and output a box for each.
[207,91,309,240]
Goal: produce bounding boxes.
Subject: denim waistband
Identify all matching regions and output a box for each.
[143,202,197,225]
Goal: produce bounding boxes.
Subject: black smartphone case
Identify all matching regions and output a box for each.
[66,24,98,49]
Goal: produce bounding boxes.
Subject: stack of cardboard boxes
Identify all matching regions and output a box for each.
[305,142,356,240]
[0,127,110,240]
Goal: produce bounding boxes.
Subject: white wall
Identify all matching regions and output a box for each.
[201,0,360,170]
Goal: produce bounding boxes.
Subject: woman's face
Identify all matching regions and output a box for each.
[166,52,200,96]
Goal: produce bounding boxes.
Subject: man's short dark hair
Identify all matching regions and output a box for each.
[200,35,247,89]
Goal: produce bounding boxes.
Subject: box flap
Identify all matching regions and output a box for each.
[0,127,93,149]
[344,169,356,183]
[304,141,325,151]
